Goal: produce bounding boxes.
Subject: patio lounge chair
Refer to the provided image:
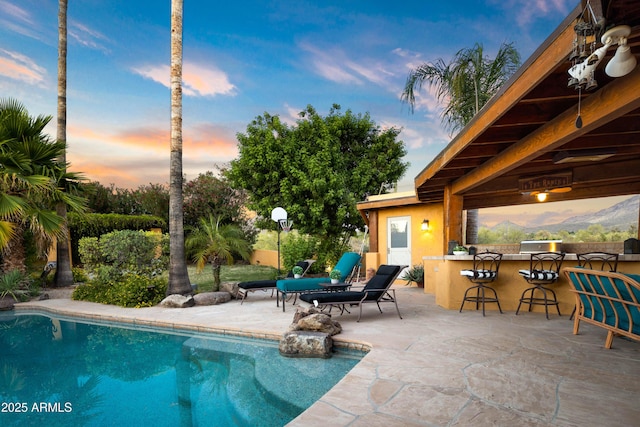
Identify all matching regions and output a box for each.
[276,252,361,312]
[299,264,405,322]
[237,260,314,304]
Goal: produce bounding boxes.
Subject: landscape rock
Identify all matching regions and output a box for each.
[289,306,342,335]
[0,297,15,311]
[220,281,240,298]
[193,291,231,306]
[160,294,195,308]
[279,331,333,358]
[296,313,342,335]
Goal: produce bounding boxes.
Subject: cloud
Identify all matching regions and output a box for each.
[132,61,236,97]
[0,1,39,39]
[68,20,111,53]
[489,0,573,28]
[0,49,47,85]
[299,41,395,86]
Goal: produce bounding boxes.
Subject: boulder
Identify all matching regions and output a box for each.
[289,306,342,335]
[296,313,342,336]
[220,281,240,298]
[160,294,195,308]
[193,291,231,306]
[0,297,15,311]
[279,331,333,358]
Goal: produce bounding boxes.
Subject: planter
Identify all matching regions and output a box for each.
[453,251,468,256]
[294,274,302,279]
[331,279,339,284]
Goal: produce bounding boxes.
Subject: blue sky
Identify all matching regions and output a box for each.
[0,0,579,191]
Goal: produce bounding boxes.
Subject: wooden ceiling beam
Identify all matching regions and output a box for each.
[451,66,640,196]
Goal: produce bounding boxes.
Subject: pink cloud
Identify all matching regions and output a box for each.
[0,49,46,85]
[132,61,236,97]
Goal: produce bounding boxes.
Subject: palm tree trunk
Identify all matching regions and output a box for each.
[167,0,191,295]
[466,209,479,244]
[55,0,74,287]
[1,227,26,274]
[210,262,221,291]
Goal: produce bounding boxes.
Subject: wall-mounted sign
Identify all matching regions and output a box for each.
[519,172,572,194]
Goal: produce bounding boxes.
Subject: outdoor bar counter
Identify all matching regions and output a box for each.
[423,250,640,314]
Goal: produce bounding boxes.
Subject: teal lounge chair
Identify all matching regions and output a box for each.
[276,252,361,312]
[237,260,314,304]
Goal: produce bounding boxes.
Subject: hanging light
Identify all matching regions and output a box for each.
[605,36,637,77]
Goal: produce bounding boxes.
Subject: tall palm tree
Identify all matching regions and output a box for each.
[402,42,520,243]
[185,215,251,289]
[55,0,74,287]
[167,0,191,295]
[0,99,86,272]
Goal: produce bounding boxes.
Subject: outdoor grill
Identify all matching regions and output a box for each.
[519,240,562,254]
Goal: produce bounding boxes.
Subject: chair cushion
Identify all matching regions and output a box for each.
[300,291,366,305]
[460,269,496,279]
[519,269,558,281]
[238,280,276,290]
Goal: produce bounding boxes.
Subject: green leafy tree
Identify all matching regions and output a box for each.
[183,171,253,241]
[401,42,520,243]
[185,215,251,289]
[227,104,407,243]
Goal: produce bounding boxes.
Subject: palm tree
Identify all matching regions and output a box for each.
[186,215,251,289]
[0,99,86,272]
[402,42,520,243]
[167,0,192,295]
[55,0,74,287]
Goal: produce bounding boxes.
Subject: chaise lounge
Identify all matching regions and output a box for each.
[276,252,361,312]
[564,266,640,349]
[237,260,314,304]
[299,264,405,322]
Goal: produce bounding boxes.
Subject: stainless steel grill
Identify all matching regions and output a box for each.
[519,240,562,254]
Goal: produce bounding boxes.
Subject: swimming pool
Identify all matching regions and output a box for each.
[0,312,363,427]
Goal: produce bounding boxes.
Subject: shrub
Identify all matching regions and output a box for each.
[282,233,319,273]
[72,267,89,283]
[72,274,167,308]
[0,270,35,301]
[78,229,169,282]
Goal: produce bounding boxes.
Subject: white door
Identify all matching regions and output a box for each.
[387,216,411,266]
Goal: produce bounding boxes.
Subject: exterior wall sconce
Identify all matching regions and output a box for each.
[421,219,430,231]
[536,192,548,202]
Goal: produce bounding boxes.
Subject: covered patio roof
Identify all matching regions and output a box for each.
[415,0,640,211]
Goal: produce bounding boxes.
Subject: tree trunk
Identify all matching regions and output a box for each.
[54,0,74,287]
[210,262,221,291]
[1,227,26,274]
[466,208,479,245]
[167,0,191,295]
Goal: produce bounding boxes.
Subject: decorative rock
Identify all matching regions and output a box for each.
[297,313,342,336]
[220,281,240,298]
[289,306,342,335]
[291,305,322,324]
[0,297,15,311]
[193,291,231,306]
[279,331,333,358]
[160,294,195,308]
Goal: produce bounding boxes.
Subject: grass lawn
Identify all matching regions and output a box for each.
[188,264,278,292]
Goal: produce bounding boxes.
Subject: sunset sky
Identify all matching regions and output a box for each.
[2,0,622,226]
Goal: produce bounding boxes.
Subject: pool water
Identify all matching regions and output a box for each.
[0,313,362,427]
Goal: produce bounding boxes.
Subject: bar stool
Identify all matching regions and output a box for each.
[516,252,565,319]
[459,251,503,316]
[570,252,619,319]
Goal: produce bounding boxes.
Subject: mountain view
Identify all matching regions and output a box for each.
[481,195,639,233]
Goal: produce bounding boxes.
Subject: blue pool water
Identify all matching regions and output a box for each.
[0,312,363,427]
